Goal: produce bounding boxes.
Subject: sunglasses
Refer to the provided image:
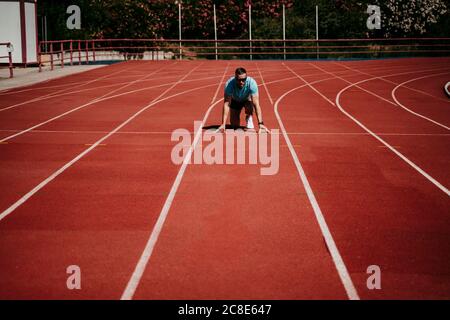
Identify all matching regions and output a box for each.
[235,77,247,83]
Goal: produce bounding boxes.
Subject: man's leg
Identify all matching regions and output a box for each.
[230,108,241,129]
[229,99,245,129]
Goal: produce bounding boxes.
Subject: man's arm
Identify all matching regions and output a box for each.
[252,94,270,133]
[222,96,231,127]
[252,94,263,124]
[216,95,231,132]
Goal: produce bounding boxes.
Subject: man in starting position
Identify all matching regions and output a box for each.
[216,67,270,133]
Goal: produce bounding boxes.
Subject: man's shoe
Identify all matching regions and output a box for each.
[246,115,254,129]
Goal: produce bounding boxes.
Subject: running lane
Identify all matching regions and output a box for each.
[0,61,228,299]
[311,61,450,188]
[1,59,448,300]
[128,61,350,300]
[0,61,141,108]
[275,59,450,299]
[0,61,184,213]
[0,61,180,138]
[392,73,450,125]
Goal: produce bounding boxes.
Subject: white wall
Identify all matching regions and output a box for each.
[25,2,37,63]
[0,1,38,64]
[0,2,22,63]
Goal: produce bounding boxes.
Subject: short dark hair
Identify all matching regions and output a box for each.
[235,67,247,75]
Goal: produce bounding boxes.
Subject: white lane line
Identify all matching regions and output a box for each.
[0,60,426,96]
[0,72,220,104]
[0,63,205,223]
[334,62,450,104]
[309,63,450,130]
[283,64,336,105]
[0,72,301,144]
[0,73,162,96]
[0,62,224,108]
[278,132,450,136]
[0,63,179,144]
[0,68,228,97]
[121,63,230,300]
[0,75,133,97]
[391,73,450,130]
[1,129,449,137]
[0,62,147,112]
[336,84,450,197]
[0,81,85,96]
[256,65,360,300]
[378,145,401,148]
[286,63,450,196]
[0,62,215,143]
[89,62,180,102]
[256,62,442,80]
[0,61,134,94]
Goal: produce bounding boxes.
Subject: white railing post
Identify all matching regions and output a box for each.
[214,4,218,60]
[283,4,286,60]
[249,4,252,60]
[178,2,182,60]
[316,5,319,60]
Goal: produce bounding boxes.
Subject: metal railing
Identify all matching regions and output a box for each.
[38,38,450,70]
[0,42,14,78]
[38,39,173,72]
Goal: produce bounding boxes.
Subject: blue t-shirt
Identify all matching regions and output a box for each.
[224,76,258,102]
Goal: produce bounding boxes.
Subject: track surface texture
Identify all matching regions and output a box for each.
[0,58,449,300]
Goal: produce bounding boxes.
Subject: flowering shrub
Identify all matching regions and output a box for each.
[383,0,447,36]
[38,0,448,40]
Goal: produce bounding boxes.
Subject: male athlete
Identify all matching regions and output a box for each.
[216,67,270,133]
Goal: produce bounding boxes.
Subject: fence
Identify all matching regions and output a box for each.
[0,42,14,78]
[38,37,450,70]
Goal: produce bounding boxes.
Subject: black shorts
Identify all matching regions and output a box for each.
[230,99,251,111]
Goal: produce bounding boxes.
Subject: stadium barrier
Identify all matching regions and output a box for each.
[0,42,14,78]
[38,37,450,71]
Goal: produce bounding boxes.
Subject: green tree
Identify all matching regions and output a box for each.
[37,0,450,41]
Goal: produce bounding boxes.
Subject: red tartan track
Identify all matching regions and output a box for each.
[0,57,449,300]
